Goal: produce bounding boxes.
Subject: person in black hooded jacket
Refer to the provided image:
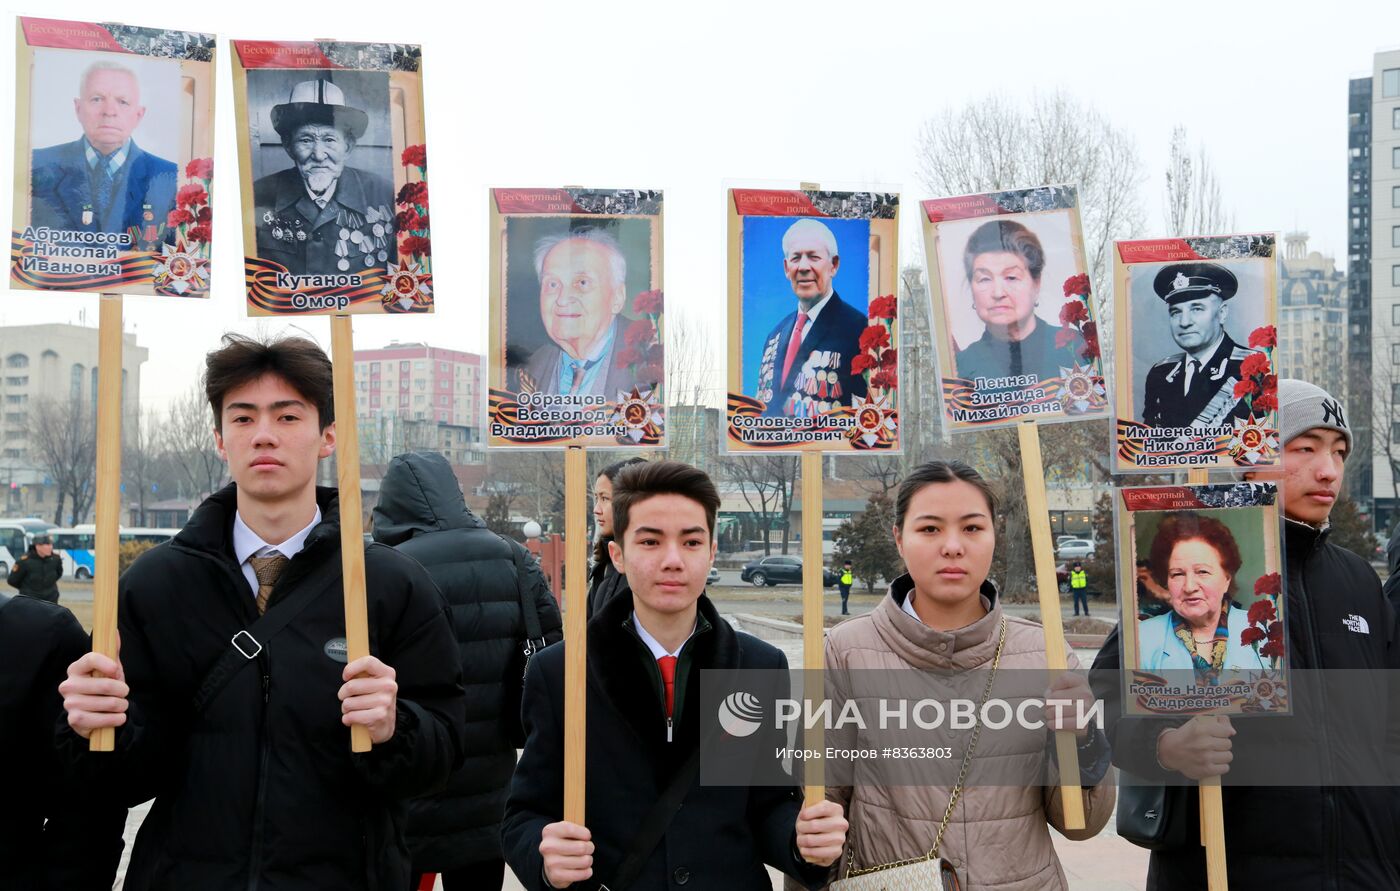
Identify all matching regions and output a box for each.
[56,335,466,890]
[372,450,562,890]
[0,591,126,890]
[1093,379,1400,890]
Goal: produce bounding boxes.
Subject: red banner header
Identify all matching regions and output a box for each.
[1116,239,1203,263]
[1122,487,1210,511]
[921,194,1006,223]
[21,18,131,53]
[493,189,581,215]
[731,190,825,217]
[235,41,341,69]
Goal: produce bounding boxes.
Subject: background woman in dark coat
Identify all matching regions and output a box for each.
[373,451,562,890]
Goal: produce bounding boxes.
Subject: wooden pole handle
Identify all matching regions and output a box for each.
[330,315,371,753]
[89,293,124,752]
[801,450,825,806]
[1016,420,1084,828]
[563,447,588,825]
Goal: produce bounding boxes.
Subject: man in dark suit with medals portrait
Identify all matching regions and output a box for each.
[754,218,868,418]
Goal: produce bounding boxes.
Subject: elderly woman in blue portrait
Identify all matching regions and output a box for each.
[1138,512,1264,682]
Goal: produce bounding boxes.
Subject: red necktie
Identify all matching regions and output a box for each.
[657,655,677,717]
[779,312,809,386]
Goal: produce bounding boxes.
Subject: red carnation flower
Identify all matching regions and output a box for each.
[851,354,877,375]
[167,209,194,227]
[1260,638,1284,660]
[1259,374,1278,394]
[858,325,890,353]
[1059,300,1089,327]
[1266,622,1283,641]
[1252,393,1278,413]
[187,224,212,245]
[397,181,428,206]
[1248,326,1278,350]
[1240,626,1266,647]
[879,348,898,369]
[1079,321,1100,360]
[401,145,427,169]
[396,208,423,231]
[1063,273,1091,298]
[633,290,664,315]
[184,157,213,180]
[1240,352,1271,378]
[616,346,640,367]
[1254,573,1281,596]
[176,184,207,210]
[1235,379,1260,399]
[868,295,897,320]
[870,369,898,391]
[1247,598,1277,626]
[624,318,656,347]
[196,206,212,224]
[400,235,432,258]
[1055,327,1077,349]
[639,361,665,385]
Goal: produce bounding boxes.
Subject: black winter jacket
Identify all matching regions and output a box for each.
[587,551,629,619]
[503,590,828,890]
[372,450,562,870]
[1094,519,1400,890]
[0,592,126,890]
[8,545,63,602]
[55,484,467,891]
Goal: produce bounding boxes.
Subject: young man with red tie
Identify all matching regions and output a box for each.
[503,460,847,889]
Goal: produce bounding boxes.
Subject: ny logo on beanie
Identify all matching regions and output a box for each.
[1322,399,1346,429]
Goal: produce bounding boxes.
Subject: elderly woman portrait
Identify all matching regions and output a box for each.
[1138,512,1265,681]
[953,219,1086,382]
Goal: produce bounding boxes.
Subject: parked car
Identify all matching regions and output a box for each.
[707,566,721,586]
[1056,538,1095,560]
[740,555,837,587]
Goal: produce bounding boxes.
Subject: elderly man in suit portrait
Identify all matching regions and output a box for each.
[252,78,396,276]
[755,218,868,418]
[30,59,177,237]
[520,228,638,397]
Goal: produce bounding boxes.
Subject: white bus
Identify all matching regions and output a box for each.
[51,525,179,580]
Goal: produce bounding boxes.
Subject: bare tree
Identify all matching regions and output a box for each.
[1163,125,1234,237]
[162,383,226,501]
[1370,330,1400,532]
[724,454,798,555]
[123,407,163,526]
[915,90,1146,363]
[28,398,97,525]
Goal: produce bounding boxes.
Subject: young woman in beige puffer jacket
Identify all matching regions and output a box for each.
[822,460,1115,890]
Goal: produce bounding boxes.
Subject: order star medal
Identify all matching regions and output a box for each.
[1228,415,1278,466]
[380,261,432,311]
[153,239,209,295]
[609,387,662,443]
[1059,364,1106,414]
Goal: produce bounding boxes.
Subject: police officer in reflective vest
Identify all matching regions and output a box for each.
[1070,561,1089,617]
[838,559,853,616]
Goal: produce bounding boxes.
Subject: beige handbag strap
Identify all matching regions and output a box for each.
[845,615,1007,877]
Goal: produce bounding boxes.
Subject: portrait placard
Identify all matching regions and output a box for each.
[487,188,665,449]
[10,18,216,297]
[920,185,1107,432]
[1113,235,1279,472]
[724,189,900,453]
[1115,482,1288,716]
[230,40,430,316]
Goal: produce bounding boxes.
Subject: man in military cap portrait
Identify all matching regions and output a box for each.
[252,77,396,276]
[1141,262,1263,428]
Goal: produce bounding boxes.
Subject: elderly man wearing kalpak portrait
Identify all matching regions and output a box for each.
[1141,262,1262,429]
[31,60,178,237]
[252,78,396,277]
[519,228,640,398]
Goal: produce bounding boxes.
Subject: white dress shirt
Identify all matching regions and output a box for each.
[232,508,322,598]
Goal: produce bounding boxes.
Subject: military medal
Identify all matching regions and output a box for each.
[82,205,93,226]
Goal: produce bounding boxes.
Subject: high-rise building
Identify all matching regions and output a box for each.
[1278,233,1347,402]
[0,323,147,520]
[1348,72,1373,506]
[1360,51,1400,528]
[353,342,484,465]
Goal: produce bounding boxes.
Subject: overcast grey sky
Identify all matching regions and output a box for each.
[2,0,1396,410]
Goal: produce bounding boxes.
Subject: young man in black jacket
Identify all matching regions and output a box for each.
[56,334,466,890]
[1094,379,1400,889]
[0,591,126,890]
[8,533,64,602]
[372,449,563,889]
[503,460,847,890]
